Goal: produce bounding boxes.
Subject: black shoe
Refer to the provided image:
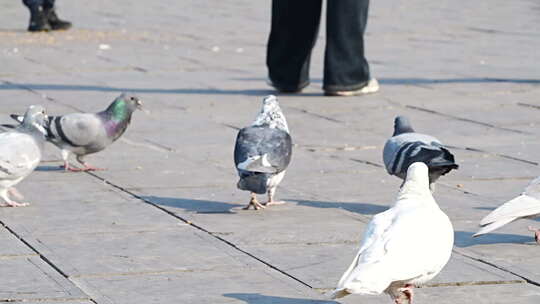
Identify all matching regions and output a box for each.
[28,7,51,32]
[267,79,309,93]
[44,9,72,31]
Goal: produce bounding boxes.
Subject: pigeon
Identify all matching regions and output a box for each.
[332,162,454,304]
[233,95,292,210]
[10,93,142,171]
[383,116,458,190]
[0,105,47,207]
[474,176,540,244]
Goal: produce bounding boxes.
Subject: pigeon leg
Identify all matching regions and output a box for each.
[76,155,105,171]
[243,193,265,210]
[399,284,414,304]
[528,226,540,244]
[264,187,286,206]
[8,187,24,200]
[59,150,82,172]
[0,189,29,207]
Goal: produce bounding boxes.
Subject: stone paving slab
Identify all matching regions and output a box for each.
[2,0,540,303]
[0,226,35,257]
[0,256,87,302]
[72,267,324,304]
[339,283,540,304]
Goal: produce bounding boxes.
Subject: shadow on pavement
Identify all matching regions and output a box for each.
[0,83,275,96]
[234,77,540,85]
[223,293,338,304]
[454,230,534,247]
[36,165,64,171]
[141,195,242,214]
[293,199,387,215]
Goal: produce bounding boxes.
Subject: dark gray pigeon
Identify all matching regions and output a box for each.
[10,93,142,171]
[383,116,458,190]
[234,95,292,210]
[0,105,47,207]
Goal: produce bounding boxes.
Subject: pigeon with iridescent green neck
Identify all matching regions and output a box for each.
[10,93,142,171]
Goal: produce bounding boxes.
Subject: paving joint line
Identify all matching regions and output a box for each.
[405,105,532,135]
[0,221,96,303]
[84,171,315,289]
[447,145,539,166]
[452,249,540,287]
[0,297,92,303]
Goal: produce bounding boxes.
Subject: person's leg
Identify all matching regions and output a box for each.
[266,0,322,92]
[22,0,51,32]
[42,0,54,9]
[43,0,72,31]
[324,0,376,94]
[22,0,41,8]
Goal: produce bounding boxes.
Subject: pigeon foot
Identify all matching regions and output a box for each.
[528,226,540,244]
[395,284,414,304]
[0,201,30,207]
[264,200,286,206]
[61,164,105,172]
[243,195,265,210]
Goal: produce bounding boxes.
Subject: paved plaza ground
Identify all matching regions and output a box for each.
[1,0,540,303]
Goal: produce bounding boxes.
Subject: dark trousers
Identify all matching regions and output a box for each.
[267,0,371,92]
[22,0,55,9]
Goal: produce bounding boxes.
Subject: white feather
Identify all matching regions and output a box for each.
[236,154,277,173]
[475,190,540,237]
[332,162,454,301]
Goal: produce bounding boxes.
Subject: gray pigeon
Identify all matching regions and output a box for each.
[383,116,458,190]
[10,93,142,171]
[234,95,292,210]
[474,176,540,244]
[0,105,47,207]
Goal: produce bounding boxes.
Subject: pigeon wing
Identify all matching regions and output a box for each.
[0,132,41,180]
[475,194,540,236]
[49,113,103,147]
[334,210,447,297]
[334,204,451,298]
[234,126,292,173]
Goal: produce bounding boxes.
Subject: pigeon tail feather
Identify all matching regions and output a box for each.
[10,114,24,123]
[237,172,268,194]
[474,217,516,237]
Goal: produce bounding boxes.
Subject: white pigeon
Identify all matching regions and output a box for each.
[474,176,540,244]
[233,95,292,210]
[332,162,454,304]
[383,116,458,190]
[0,105,47,207]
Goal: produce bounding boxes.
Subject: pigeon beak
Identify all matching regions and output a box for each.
[135,100,151,114]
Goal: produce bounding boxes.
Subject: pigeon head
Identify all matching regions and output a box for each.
[393,116,415,136]
[252,95,289,132]
[21,105,48,136]
[106,93,142,121]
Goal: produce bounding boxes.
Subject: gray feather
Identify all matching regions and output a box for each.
[383,116,458,183]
